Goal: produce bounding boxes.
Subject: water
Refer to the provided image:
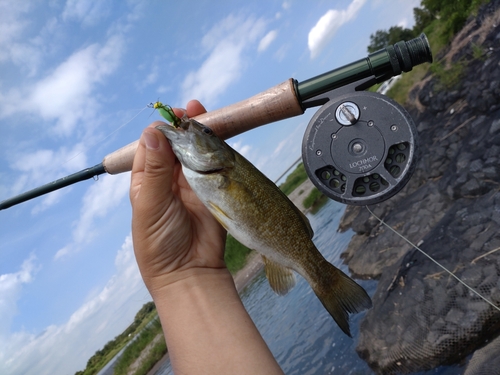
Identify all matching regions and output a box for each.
[152,200,460,375]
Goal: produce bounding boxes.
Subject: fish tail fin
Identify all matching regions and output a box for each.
[312,264,372,337]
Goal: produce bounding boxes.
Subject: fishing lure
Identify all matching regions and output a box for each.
[148,101,182,127]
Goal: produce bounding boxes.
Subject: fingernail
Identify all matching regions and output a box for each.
[144,130,160,150]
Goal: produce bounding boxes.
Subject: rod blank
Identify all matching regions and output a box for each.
[0,164,106,210]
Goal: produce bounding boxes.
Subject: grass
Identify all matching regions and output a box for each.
[224,234,254,274]
[382,20,449,105]
[113,317,166,375]
[279,162,308,195]
[386,17,450,103]
[384,0,491,105]
[132,338,167,375]
[75,303,159,375]
[302,188,328,213]
[430,60,466,91]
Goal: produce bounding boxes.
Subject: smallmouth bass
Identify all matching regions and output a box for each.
[157,116,372,337]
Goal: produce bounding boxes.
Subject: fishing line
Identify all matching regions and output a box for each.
[365,206,500,312]
[61,105,149,167]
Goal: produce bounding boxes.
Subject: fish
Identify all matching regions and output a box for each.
[156,116,372,337]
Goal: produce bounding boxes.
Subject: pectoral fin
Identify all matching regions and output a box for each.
[262,255,296,295]
[208,202,231,230]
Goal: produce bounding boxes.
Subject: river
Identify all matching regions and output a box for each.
[151,200,462,375]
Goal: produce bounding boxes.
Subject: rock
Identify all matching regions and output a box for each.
[354,195,500,373]
[490,119,500,134]
[445,308,465,325]
[464,334,500,375]
[338,205,361,232]
[340,2,500,373]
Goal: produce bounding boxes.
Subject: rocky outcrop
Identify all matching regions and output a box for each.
[464,333,500,375]
[338,1,500,373]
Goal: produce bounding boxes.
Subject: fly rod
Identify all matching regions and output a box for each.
[0,34,432,210]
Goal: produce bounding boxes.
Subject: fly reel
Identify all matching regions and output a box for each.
[302,90,418,206]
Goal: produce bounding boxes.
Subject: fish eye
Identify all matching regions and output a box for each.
[202,127,213,135]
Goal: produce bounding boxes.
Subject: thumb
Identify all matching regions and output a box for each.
[131,126,176,210]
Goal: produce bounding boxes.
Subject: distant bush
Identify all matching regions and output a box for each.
[368,0,490,105]
[279,163,308,195]
[114,318,165,375]
[75,302,157,375]
[132,338,167,375]
[224,234,253,274]
[368,0,489,55]
[303,188,326,210]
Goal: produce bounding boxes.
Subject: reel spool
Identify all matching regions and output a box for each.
[302,91,418,206]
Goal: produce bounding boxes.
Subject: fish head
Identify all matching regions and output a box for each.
[156,118,235,173]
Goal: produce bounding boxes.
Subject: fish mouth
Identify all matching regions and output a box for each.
[156,124,184,137]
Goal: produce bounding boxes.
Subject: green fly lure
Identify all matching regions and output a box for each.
[148,101,182,127]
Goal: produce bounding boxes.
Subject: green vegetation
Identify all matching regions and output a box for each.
[421,0,488,43]
[303,188,328,213]
[75,302,158,375]
[225,234,254,274]
[367,26,416,53]
[113,317,166,375]
[368,0,488,52]
[131,338,167,375]
[430,59,466,90]
[279,162,308,195]
[369,0,490,104]
[471,42,487,61]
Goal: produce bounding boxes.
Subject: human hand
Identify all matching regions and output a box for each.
[130,100,227,296]
[130,101,284,375]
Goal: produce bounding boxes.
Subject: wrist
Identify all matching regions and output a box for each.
[146,266,234,302]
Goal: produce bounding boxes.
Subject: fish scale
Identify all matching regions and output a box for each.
[157,115,372,337]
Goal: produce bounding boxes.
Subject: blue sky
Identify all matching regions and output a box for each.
[0,1,420,374]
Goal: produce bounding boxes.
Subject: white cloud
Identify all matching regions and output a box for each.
[258,30,278,52]
[7,142,89,213]
[136,57,161,90]
[0,33,125,136]
[0,32,125,135]
[0,1,31,60]
[181,14,267,107]
[1,235,150,375]
[29,34,125,136]
[398,18,410,29]
[273,44,289,62]
[0,0,42,75]
[308,0,366,59]
[255,121,306,180]
[62,0,112,26]
[0,254,39,337]
[55,172,131,259]
[11,144,88,188]
[230,140,252,158]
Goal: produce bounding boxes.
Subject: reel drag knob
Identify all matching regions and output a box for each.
[302,91,418,206]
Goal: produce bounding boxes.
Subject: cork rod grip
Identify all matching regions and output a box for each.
[103,79,303,174]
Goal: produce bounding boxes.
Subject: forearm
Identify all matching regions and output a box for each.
[151,268,284,375]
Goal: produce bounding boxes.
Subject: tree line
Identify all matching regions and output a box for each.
[75,302,156,375]
[367,0,488,53]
